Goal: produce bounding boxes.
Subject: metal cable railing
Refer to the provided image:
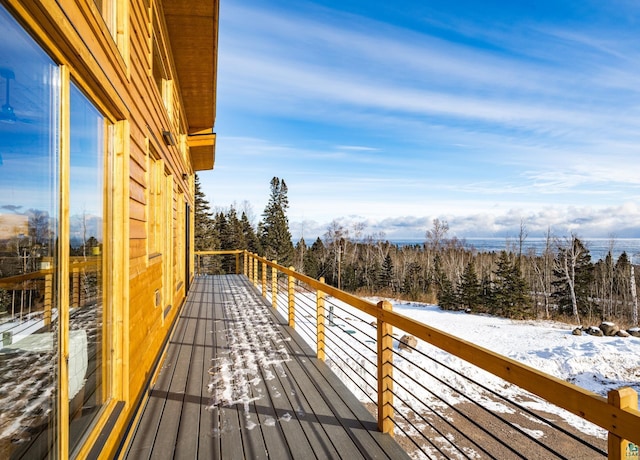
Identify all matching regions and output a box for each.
[397,338,608,457]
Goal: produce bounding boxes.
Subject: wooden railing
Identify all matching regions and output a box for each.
[198,250,640,459]
[195,249,242,275]
[0,257,100,328]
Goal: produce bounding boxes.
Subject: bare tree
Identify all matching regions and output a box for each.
[518,218,528,268]
[426,218,449,252]
[555,234,590,324]
[532,227,554,319]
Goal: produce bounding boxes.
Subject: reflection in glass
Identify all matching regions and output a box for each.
[68,83,107,450]
[0,4,59,458]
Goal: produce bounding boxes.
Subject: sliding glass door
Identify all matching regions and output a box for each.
[0,5,110,457]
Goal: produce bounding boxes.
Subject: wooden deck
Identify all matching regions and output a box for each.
[121,274,409,459]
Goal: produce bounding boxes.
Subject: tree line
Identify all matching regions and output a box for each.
[195,176,639,326]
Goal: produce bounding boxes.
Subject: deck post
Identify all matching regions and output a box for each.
[377,300,394,436]
[243,251,248,276]
[271,261,278,309]
[235,252,240,274]
[44,272,53,326]
[253,255,258,287]
[608,387,638,460]
[72,267,80,308]
[288,267,295,328]
[317,277,326,361]
[261,260,267,297]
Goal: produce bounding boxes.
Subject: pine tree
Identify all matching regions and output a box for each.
[224,207,246,250]
[438,277,458,310]
[194,175,219,274]
[218,207,245,272]
[241,212,261,254]
[303,237,324,279]
[194,174,218,251]
[492,251,531,318]
[402,262,426,300]
[294,237,307,273]
[378,254,394,291]
[259,177,294,266]
[613,252,631,319]
[458,261,482,311]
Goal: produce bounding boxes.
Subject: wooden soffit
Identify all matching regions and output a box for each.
[162,0,219,134]
[188,132,216,171]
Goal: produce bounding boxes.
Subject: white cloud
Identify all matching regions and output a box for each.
[210,1,640,241]
[289,202,640,241]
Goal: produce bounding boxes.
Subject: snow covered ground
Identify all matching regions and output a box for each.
[272,293,640,452]
[375,299,640,398]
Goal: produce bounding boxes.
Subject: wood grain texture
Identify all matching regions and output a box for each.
[122,275,410,459]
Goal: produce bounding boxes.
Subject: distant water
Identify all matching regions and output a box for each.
[393,237,640,262]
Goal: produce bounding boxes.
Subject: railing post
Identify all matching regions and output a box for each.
[72,267,80,308]
[271,261,278,309]
[243,251,248,277]
[261,260,267,298]
[253,255,258,286]
[44,272,53,326]
[377,300,394,436]
[235,252,240,274]
[317,277,326,361]
[608,387,638,460]
[288,267,295,328]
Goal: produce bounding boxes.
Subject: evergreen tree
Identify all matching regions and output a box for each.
[457,261,482,310]
[224,207,246,250]
[479,272,494,313]
[214,212,228,246]
[613,252,631,318]
[303,237,325,279]
[432,254,447,297]
[259,177,294,266]
[194,174,218,251]
[219,207,245,272]
[194,175,219,273]
[294,238,307,273]
[241,212,261,254]
[438,277,458,310]
[433,254,457,310]
[402,262,427,300]
[378,254,394,291]
[492,251,531,318]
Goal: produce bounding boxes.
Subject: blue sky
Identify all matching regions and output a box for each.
[200,0,640,242]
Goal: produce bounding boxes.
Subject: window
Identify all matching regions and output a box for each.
[93,0,116,35]
[150,8,182,136]
[162,172,174,319]
[151,38,167,100]
[148,153,162,257]
[68,83,109,451]
[0,4,111,456]
[93,0,129,58]
[0,5,60,456]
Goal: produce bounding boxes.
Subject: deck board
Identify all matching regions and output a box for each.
[121,274,410,460]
